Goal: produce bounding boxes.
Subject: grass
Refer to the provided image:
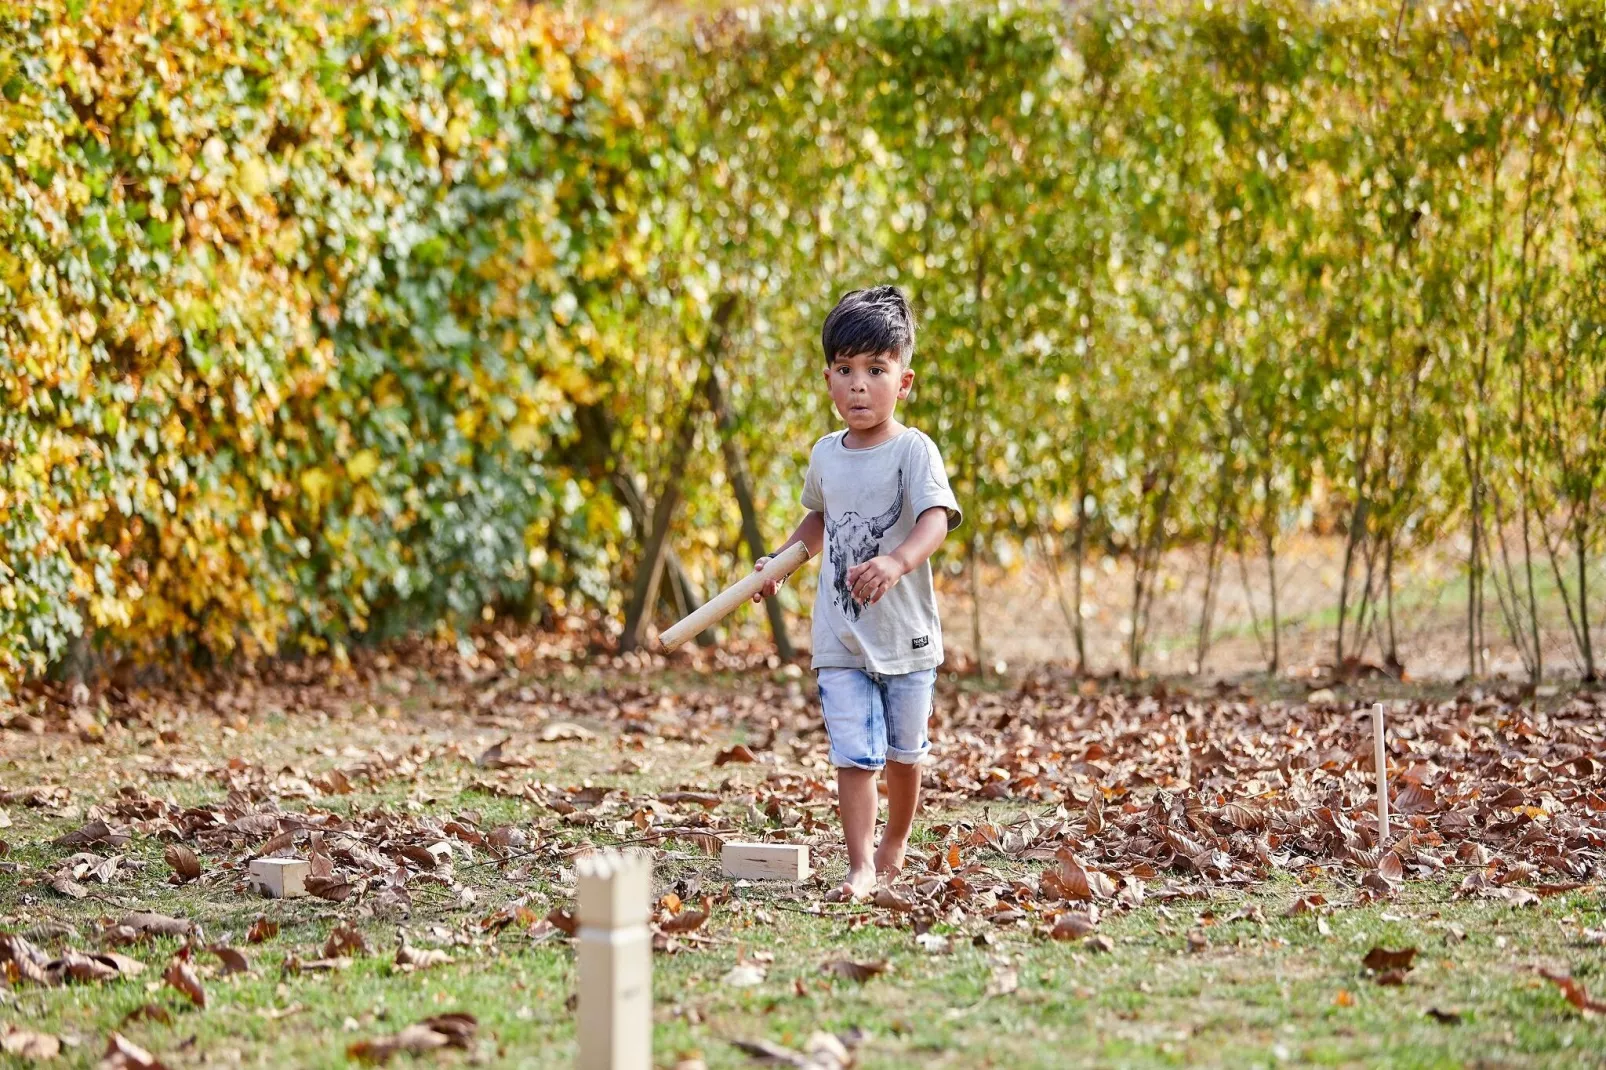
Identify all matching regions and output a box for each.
[3,670,1605,1069]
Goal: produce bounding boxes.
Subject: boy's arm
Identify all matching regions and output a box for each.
[845,506,949,607]
[751,511,825,602]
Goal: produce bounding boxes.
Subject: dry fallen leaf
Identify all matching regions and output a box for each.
[872,887,913,913]
[476,737,511,768]
[52,818,115,849]
[1053,849,1093,901]
[120,1004,173,1027]
[730,1031,859,1070]
[118,913,193,939]
[163,955,206,1009]
[722,963,767,987]
[661,897,713,935]
[714,744,758,766]
[1362,946,1419,973]
[394,938,454,972]
[822,958,888,983]
[305,876,354,902]
[1285,894,1328,917]
[209,945,250,975]
[1539,967,1606,1013]
[347,1012,477,1065]
[1,1024,61,1060]
[51,950,120,984]
[246,917,278,944]
[1050,911,1096,941]
[163,843,201,883]
[324,922,369,959]
[539,721,593,742]
[985,960,1020,997]
[101,1032,169,1070]
[97,951,147,980]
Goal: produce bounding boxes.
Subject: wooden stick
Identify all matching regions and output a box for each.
[1372,701,1389,845]
[657,542,811,652]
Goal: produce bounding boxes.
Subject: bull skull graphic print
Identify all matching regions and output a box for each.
[825,468,905,621]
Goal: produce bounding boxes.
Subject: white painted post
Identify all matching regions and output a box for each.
[1372,702,1389,845]
[576,849,652,1070]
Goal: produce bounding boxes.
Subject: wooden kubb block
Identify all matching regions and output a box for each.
[721,842,810,881]
[576,850,653,1070]
[249,857,310,899]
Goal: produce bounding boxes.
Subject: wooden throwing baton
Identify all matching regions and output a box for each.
[656,542,811,652]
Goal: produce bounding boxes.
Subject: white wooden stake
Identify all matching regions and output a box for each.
[576,849,652,1070]
[1372,702,1389,845]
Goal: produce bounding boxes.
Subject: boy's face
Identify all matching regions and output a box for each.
[825,350,914,431]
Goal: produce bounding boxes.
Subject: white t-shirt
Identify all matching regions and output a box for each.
[801,428,962,674]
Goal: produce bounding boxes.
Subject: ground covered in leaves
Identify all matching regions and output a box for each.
[2,635,1605,1068]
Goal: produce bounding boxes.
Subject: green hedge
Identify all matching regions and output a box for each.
[0,0,640,682]
[5,0,1606,688]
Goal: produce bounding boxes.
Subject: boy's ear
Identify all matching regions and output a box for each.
[898,365,915,399]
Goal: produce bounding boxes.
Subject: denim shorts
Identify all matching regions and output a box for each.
[816,667,937,770]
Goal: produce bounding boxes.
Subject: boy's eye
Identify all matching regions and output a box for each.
[870,367,883,375]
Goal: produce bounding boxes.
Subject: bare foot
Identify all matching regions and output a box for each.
[874,838,907,879]
[830,864,876,902]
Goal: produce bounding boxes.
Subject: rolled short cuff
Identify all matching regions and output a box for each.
[884,743,930,765]
[828,748,885,771]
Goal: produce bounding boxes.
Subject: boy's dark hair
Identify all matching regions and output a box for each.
[820,285,916,365]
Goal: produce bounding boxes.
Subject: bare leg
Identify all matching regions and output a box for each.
[875,760,920,877]
[836,767,878,898]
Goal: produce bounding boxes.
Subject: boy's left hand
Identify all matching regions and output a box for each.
[846,555,907,607]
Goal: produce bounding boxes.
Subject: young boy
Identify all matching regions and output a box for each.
[752,285,961,900]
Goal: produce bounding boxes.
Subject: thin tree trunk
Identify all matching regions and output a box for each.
[1384,533,1401,675]
[619,371,707,653]
[1537,505,1586,675]
[1072,431,1089,673]
[1512,150,1544,684]
[1236,540,1269,666]
[1468,494,1483,678]
[1487,488,1539,680]
[1578,520,1596,682]
[1336,497,1368,668]
[703,359,795,659]
[1352,518,1383,668]
[574,403,708,643]
[1264,528,1280,676]
[968,531,984,674]
[609,470,708,641]
[1128,469,1175,674]
[1193,465,1231,674]
[1262,472,1280,675]
[1037,527,1082,671]
[620,299,736,651]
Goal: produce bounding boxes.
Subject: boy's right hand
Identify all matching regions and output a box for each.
[751,556,784,602]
